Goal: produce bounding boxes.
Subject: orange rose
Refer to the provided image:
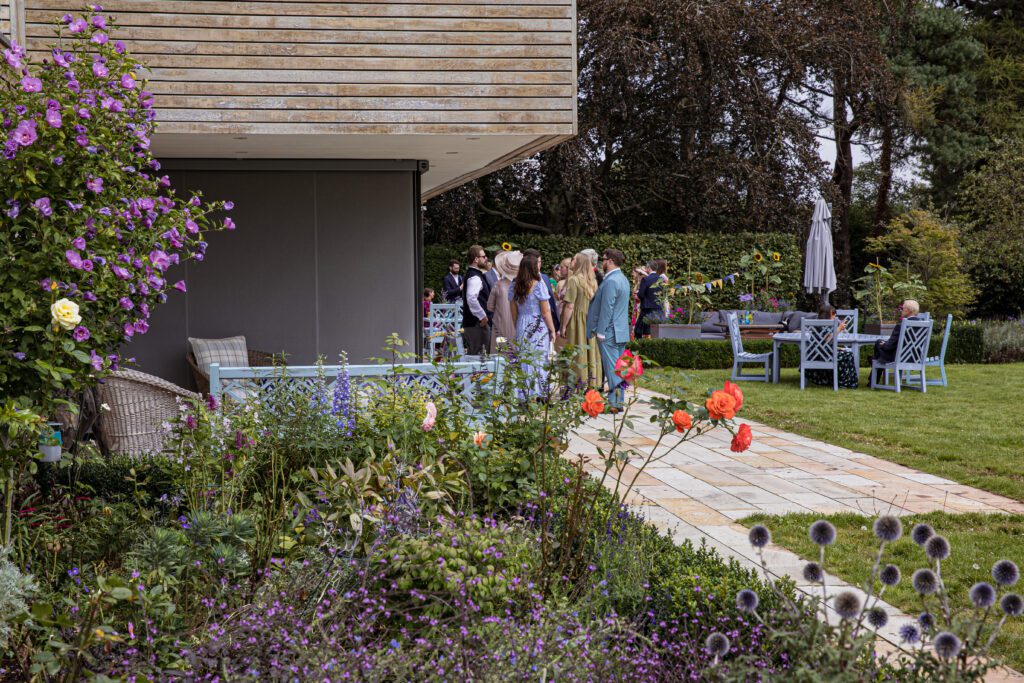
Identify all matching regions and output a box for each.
[705,391,737,421]
[730,423,752,452]
[473,431,488,448]
[723,381,744,411]
[614,350,644,382]
[582,389,605,418]
[671,410,692,433]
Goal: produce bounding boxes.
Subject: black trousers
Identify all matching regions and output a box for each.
[462,325,490,355]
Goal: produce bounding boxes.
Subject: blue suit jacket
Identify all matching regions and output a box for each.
[586,268,631,344]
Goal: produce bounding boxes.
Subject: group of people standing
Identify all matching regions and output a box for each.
[437,246,634,408]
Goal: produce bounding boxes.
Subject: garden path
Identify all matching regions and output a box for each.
[569,388,1024,681]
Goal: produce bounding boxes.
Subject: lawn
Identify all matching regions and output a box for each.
[740,511,1024,671]
[642,364,1024,501]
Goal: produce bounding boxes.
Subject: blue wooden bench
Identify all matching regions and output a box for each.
[209,358,505,418]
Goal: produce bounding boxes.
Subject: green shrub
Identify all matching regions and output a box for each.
[630,323,984,369]
[976,320,1024,363]
[425,233,803,310]
[40,453,177,502]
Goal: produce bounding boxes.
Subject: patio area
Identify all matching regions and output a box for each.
[571,388,1024,679]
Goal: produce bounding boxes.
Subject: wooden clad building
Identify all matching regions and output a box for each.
[8,0,579,385]
[20,0,577,197]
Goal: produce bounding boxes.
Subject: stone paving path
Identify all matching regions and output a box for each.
[569,388,1024,680]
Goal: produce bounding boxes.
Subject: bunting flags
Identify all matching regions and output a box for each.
[677,272,740,295]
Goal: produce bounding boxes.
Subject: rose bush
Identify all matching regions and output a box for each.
[0,10,232,420]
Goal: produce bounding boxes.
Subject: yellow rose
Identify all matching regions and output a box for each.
[51,298,81,330]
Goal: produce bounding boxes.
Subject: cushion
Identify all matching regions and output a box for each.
[188,335,248,376]
[752,311,785,325]
[784,311,817,332]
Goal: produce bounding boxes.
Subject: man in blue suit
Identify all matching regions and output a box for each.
[586,248,631,409]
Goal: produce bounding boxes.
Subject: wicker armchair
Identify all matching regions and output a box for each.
[187,348,276,395]
[97,369,200,457]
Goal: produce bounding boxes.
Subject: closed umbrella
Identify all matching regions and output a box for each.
[804,196,836,306]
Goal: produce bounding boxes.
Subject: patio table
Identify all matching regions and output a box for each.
[771,332,886,383]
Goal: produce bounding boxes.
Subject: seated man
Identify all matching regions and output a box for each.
[871,299,920,381]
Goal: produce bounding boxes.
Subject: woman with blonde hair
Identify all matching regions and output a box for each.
[558,252,602,390]
[553,257,572,351]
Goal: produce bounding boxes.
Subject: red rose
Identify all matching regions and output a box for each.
[705,391,737,421]
[582,389,605,418]
[730,423,752,452]
[723,381,744,411]
[671,410,692,433]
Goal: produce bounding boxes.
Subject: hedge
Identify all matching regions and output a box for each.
[628,323,985,370]
[425,232,803,311]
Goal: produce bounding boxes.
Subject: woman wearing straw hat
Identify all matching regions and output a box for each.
[486,250,521,354]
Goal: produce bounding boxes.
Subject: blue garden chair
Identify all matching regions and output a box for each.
[727,312,772,382]
[799,318,840,391]
[870,318,933,393]
[903,313,951,387]
[424,303,461,360]
[836,308,858,334]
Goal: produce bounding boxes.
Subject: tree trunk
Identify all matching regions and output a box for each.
[873,116,894,237]
[831,77,855,303]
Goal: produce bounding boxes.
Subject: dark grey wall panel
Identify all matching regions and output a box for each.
[124,164,418,389]
[315,171,416,364]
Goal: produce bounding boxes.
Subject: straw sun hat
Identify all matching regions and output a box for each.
[495,250,522,280]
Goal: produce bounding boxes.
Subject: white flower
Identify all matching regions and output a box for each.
[100,403,111,412]
[50,298,81,330]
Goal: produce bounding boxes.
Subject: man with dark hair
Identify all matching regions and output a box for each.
[522,248,560,332]
[461,245,492,355]
[587,248,630,409]
[442,259,463,303]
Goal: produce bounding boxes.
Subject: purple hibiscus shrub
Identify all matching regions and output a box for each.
[0,9,235,415]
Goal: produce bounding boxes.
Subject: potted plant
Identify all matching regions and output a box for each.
[38,424,62,463]
[738,249,784,312]
[650,260,711,340]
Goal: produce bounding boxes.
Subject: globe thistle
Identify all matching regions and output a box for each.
[969,582,997,609]
[809,519,837,547]
[736,589,760,613]
[913,568,939,595]
[925,535,951,561]
[933,632,961,660]
[873,515,903,542]
[748,524,771,549]
[899,623,921,644]
[803,561,824,584]
[992,560,1020,587]
[867,606,889,629]
[911,523,934,546]
[918,611,935,632]
[833,590,862,620]
[704,632,731,658]
[1001,593,1024,617]
[880,564,901,587]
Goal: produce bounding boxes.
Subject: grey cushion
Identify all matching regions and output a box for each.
[752,311,785,325]
[784,311,818,332]
[188,335,248,376]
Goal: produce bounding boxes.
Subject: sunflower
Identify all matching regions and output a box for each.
[772,252,781,262]
[501,242,512,251]
[694,272,705,284]
[754,252,764,262]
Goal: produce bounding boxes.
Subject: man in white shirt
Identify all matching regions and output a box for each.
[461,245,492,355]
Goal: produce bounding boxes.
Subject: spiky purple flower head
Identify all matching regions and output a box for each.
[833,591,861,620]
[912,568,938,595]
[809,519,836,547]
[1001,594,1024,617]
[735,589,759,613]
[933,632,961,660]
[867,606,889,629]
[748,525,771,549]
[911,523,934,546]
[704,632,730,657]
[925,535,950,561]
[899,623,921,644]
[803,562,824,583]
[970,582,997,609]
[993,560,1019,587]
[873,515,902,542]
[880,564,901,587]
[918,611,935,631]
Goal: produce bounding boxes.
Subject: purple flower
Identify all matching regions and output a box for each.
[206,394,219,411]
[224,201,234,211]
[82,291,97,301]
[123,322,134,338]
[72,326,90,342]
[33,197,52,216]
[72,237,86,250]
[91,14,107,29]
[110,264,131,280]
[184,415,197,430]
[121,73,136,90]
[149,249,171,271]
[739,293,754,303]
[81,259,93,272]
[173,280,187,293]
[114,40,126,54]
[119,297,134,310]
[12,352,26,360]
[5,201,20,218]
[92,60,108,78]
[11,120,37,146]
[65,200,82,212]
[65,250,84,269]
[224,217,235,230]
[133,320,149,334]
[4,47,22,70]
[52,155,64,165]
[101,96,122,112]
[53,49,70,67]
[21,77,42,93]
[77,107,91,120]
[91,32,108,45]
[184,218,199,234]
[75,134,89,146]
[86,176,104,193]
[68,18,88,33]
[87,349,103,370]
[45,108,62,129]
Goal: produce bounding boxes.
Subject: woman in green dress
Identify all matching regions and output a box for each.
[558,252,603,390]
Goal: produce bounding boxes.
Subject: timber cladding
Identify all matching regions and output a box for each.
[21,0,577,136]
